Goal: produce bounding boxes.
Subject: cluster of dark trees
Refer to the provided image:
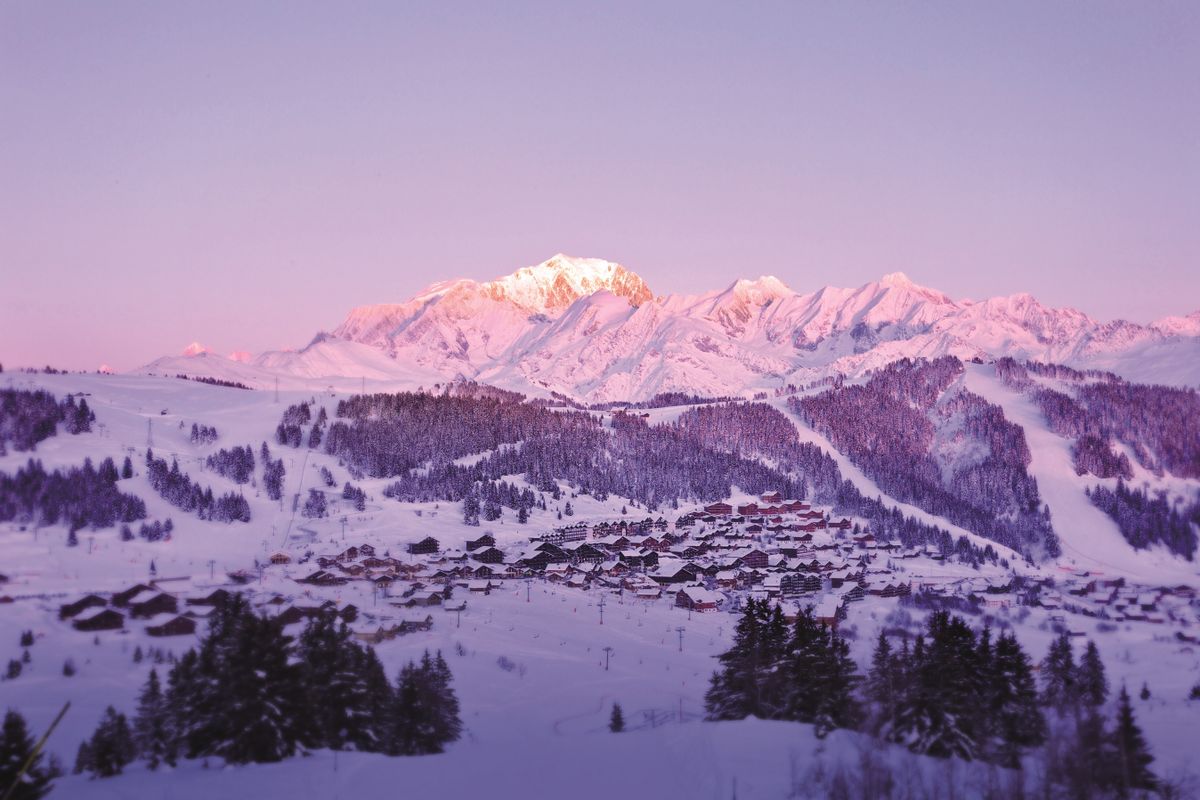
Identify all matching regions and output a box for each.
[674,402,1002,566]
[0,457,146,532]
[342,482,366,511]
[997,357,1199,480]
[705,600,859,736]
[301,489,328,518]
[453,480,537,525]
[1088,481,1199,560]
[794,357,1059,559]
[120,519,174,543]
[274,402,312,448]
[705,604,1156,796]
[75,596,461,777]
[205,445,255,484]
[145,449,250,523]
[588,391,739,411]
[0,389,93,453]
[260,442,286,501]
[0,709,57,799]
[175,374,252,390]
[188,424,218,446]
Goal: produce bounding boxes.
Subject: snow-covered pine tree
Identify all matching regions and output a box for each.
[609,703,625,733]
[1040,631,1077,710]
[133,668,173,769]
[84,707,136,777]
[1076,640,1108,707]
[987,631,1046,767]
[1110,685,1156,794]
[0,709,54,800]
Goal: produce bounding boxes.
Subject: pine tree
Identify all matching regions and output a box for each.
[72,741,92,775]
[0,709,53,800]
[428,651,462,749]
[1076,640,1108,707]
[121,456,133,479]
[295,610,372,751]
[704,599,764,720]
[1110,685,1156,795]
[893,612,982,760]
[609,703,625,733]
[133,668,173,769]
[988,631,1046,767]
[1041,631,1077,710]
[86,707,135,777]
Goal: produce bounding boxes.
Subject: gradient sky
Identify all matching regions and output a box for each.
[2,1,1197,371]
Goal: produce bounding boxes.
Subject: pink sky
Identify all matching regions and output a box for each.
[1,2,1197,371]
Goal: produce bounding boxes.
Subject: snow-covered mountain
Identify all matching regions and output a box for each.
[138,254,1200,401]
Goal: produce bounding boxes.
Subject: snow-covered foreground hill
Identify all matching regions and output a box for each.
[1,371,1199,798]
[137,254,1200,402]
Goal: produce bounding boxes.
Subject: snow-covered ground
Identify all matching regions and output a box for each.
[2,372,1199,798]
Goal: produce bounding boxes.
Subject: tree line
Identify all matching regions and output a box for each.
[145,449,250,523]
[705,601,1157,797]
[74,595,462,778]
[0,457,145,532]
[0,389,93,453]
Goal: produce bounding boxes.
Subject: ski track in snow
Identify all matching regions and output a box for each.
[962,364,1200,586]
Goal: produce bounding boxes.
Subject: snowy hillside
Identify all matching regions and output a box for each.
[135,254,1200,403]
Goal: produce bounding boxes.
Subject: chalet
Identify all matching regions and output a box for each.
[675,586,723,612]
[112,584,154,607]
[519,551,553,571]
[275,605,321,626]
[830,518,853,531]
[649,563,701,585]
[186,588,232,607]
[471,564,502,579]
[146,615,197,637]
[129,592,179,619]
[59,594,107,620]
[761,491,783,504]
[269,552,292,565]
[406,537,440,555]
[703,502,733,517]
[468,580,493,594]
[466,534,496,551]
[472,546,506,564]
[397,615,434,634]
[737,503,760,516]
[781,573,822,596]
[635,587,662,601]
[298,570,348,586]
[73,608,124,632]
[400,590,444,608]
[868,581,911,599]
[737,548,769,569]
[568,543,608,564]
[534,542,569,561]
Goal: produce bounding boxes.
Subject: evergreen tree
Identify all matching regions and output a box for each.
[1076,640,1108,707]
[704,599,764,720]
[1110,685,1156,795]
[121,456,133,479]
[72,741,92,775]
[133,668,173,769]
[893,612,982,760]
[987,631,1046,767]
[609,703,625,733]
[295,610,377,751]
[85,707,135,777]
[0,709,53,800]
[1041,631,1077,710]
[865,631,900,735]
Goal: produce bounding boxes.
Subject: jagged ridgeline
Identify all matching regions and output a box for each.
[312,382,1002,565]
[793,357,1059,560]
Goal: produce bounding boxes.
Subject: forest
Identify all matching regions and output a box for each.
[794,357,1058,559]
[0,389,94,453]
[0,457,146,532]
[706,600,1156,798]
[71,595,462,779]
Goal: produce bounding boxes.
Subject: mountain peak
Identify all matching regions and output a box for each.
[482,254,653,312]
[182,341,209,357]
[880,271,916,288]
